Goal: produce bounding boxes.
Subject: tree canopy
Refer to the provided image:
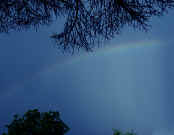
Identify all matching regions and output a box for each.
[0,0,174,52]
[113,129,136,135]
[2,109,70,135]
[1,109,138,135]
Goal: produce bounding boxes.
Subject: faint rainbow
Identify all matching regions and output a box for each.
[36,39,161,76]
[62,39,161,65]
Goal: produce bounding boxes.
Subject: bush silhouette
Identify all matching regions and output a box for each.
[113,129,136,135]
[2,109,70,135]
[2,109,138,135]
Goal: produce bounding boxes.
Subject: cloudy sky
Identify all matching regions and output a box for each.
[0,7,174,135]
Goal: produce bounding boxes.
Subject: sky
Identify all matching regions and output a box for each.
[0,7,174,135]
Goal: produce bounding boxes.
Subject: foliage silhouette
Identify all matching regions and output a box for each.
[0,0,174,52]
[2,109,70,135]
[113,129,137,135]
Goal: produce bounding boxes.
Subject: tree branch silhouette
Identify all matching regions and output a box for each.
[0,0,174,52]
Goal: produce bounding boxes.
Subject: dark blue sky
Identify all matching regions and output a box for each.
[0,9,174,135]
